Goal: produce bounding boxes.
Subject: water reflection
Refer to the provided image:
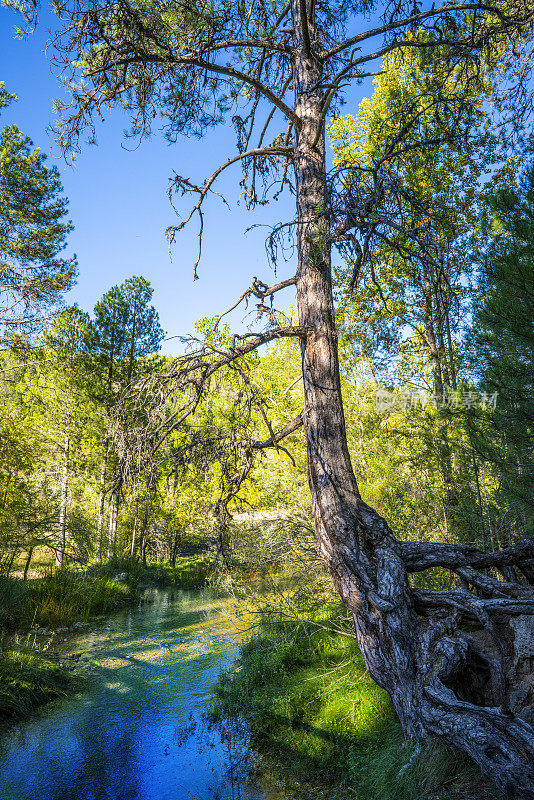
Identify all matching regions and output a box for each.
[0,589,263,800]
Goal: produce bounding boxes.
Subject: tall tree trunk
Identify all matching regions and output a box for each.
[5,549,17,577]
[444,298,457,391]
[473,454,486,550]
[422,264,456,512]
[291,5,534,795]
[130,499,138,560]
[23,546,34,581]
[95,451,108,564]
[56,433,70,568]
[139,505,149,568]
[169,529,180,567]
[140,473,154,568]
[107,489,119,560]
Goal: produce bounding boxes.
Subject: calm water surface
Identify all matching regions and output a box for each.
[0,588,265,800]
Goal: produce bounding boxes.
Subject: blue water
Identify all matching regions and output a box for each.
[0,588,264,800]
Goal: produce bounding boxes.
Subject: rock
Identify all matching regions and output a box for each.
[55,626,69,633]
[73,622,89,630]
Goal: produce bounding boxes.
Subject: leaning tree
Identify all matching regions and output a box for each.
[22,0,534,792]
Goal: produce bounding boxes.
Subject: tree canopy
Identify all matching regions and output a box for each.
[0,85,76,340]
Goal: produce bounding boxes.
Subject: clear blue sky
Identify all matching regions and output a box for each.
[0,7,366,353]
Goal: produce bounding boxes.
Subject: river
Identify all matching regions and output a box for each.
[0,587,267,800]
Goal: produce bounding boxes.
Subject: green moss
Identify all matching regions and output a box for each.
[215,606,505,800]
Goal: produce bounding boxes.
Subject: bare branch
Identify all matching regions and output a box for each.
[320,2,513,60]
[212,275,297,329]
[167,146,293,277]
[250,412,304,449]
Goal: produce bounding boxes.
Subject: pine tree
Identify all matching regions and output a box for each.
[0,85,76,339]
[473,167,534,537]
[89,277,164,560]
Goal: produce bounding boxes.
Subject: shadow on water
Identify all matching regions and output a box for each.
[0,588,264,800]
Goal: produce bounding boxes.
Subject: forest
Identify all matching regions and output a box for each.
[1,0,534,798]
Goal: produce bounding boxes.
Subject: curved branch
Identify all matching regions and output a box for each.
[175,54,301,128]
[401,538,534,573]
[212,275,297,329]
[413,588,534,616]
[320,2,507,60]
[167,146,293,276]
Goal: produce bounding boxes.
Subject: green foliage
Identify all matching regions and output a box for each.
[471,166,534,534]
[329,36,506,386]
[29,570,136,626]
[95,554,215,589]
[0,647,77,720]
[0,575,27,628]
[0,84,76,337]
[90,275,164,399]
[0,569,137,630]
[216,602,504,800]
[149,555,214,588]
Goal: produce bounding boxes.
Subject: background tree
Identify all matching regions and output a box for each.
[328,40,516,544]
[470,168,534,542]
[88,276,164,560]
[0,85,76,340]
[40,307,96,565]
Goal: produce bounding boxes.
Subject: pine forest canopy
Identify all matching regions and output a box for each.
[6,0,534,794]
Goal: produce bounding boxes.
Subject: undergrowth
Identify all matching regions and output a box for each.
[215,600,505,800]
[0,648,78,720]
[148,555,214,588]
[0,569,137,631]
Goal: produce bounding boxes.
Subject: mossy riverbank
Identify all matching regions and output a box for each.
[215,600,506,800]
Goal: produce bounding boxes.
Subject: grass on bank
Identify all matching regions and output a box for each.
[0,553,217,633]
[0,570,138,631]
[215,601,505,800]
[144,555,215,589]
[0,648,79,720]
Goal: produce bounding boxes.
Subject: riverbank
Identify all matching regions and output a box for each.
[0,648,83,720]
[0,554,215,722]
[215,599,506,800]
[0,567,137,722]
[0,586,258,800]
